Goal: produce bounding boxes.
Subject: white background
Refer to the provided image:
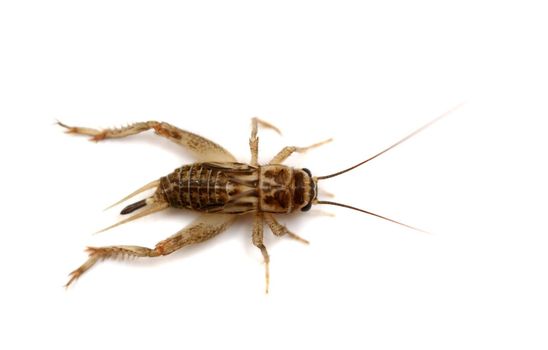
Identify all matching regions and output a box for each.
[1,1,547,349]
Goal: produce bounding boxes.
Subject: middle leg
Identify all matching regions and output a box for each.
[252,212,270,293]
[249,117,281,166]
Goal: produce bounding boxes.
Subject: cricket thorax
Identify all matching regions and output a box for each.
[158,162,315,215]
[258,165,315,213]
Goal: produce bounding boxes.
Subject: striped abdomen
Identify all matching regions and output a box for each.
[159,162,260,214]
[158,162,316,215]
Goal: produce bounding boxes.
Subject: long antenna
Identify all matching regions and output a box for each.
[317,104,462,180]
[317,200,428,233]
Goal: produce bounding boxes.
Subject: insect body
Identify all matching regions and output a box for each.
[157,162,315,214]
[60,113,453,292]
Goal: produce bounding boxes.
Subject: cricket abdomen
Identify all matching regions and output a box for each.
[159,162,260,214]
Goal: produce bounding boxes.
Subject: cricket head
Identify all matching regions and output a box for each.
[297,168,317,212]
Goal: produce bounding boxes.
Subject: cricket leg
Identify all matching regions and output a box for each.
[249,117,282,166]
[269,138,332,164]
[65,245,160,288]
[65,213,235,287]
[58,120,236,162]
[263,213,309,245]
[252,213,270,293]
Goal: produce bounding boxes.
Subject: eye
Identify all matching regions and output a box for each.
[302,168,312,177]
[301,202,312,212]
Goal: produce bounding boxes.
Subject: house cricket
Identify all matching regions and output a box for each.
[60,111,455,292]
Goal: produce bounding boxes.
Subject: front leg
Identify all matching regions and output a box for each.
[269,138,332,164]
[59,120,236,162]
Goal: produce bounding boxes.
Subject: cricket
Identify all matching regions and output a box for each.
[60,110,454,292]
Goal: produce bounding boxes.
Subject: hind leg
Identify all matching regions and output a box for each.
[252,213,270,293]
[65,214,234,287]
[65,245,160,287]
[58,121,236,162]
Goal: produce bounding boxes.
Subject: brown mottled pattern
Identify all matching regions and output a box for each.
[159,162,260,214]
[258,165,313,214]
